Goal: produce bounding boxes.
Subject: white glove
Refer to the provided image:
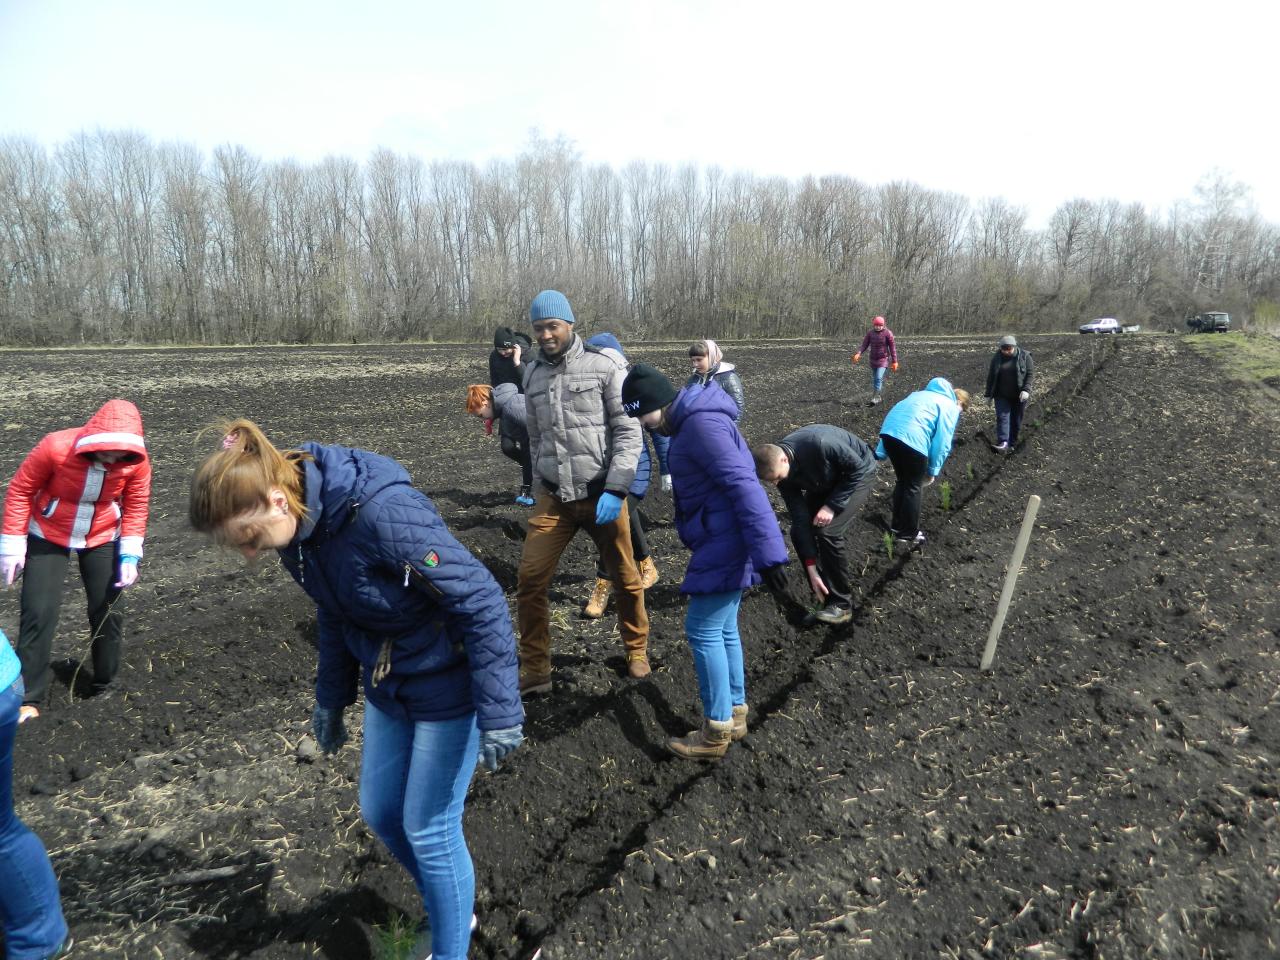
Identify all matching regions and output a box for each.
[1018,390,1030,402]
[1,555,23,586]
[115,559,139,589]
[660,474,672,493]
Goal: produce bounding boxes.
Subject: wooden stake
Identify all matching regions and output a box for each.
[981,494,1041,672]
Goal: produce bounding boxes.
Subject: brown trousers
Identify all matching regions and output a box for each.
[516,490,649,678]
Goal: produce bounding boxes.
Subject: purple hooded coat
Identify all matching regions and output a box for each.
[666,382,789,594]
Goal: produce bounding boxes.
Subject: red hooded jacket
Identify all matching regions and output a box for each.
[1,400,151,559]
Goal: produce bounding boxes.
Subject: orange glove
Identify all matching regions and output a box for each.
[891,362,899,372]
[851,353,861,364]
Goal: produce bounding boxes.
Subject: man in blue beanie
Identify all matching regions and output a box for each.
[516,290,650,694]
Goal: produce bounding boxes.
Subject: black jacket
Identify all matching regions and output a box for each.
[489,331,534,392]
[777,425,877,558]
[686,364,745,420]
[985,348,1034,399]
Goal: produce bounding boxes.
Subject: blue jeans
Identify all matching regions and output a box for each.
[360,703,479,960]
[684,591,746,722]
[994,396,1027,446]
[871,365,887,391]
[1,678,68,959]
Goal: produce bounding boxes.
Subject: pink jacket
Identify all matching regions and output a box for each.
[857,328,898,368]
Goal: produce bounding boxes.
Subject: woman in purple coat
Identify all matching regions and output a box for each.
[621,364,789,761]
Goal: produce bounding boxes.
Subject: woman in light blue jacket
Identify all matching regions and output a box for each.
[0,629,71,959]
[874,378,970,546]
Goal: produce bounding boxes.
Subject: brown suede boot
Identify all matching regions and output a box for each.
[731,704,748,741]
[584,578,611,618]
[667,718,733,760]
[638,556,659,590]
[627,652,651,679]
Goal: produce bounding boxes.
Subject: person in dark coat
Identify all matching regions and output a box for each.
[753,424,878,626]
[686,339,745,422]
[466,383,534,505]
[622,364,788,760]
[489,326,532,393]
[190,420,523,960]
[581,332,669,618]
[984,335,1034,452]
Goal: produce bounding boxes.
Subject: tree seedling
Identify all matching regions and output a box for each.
[967,462,975,481]
[882,531,894,561]
[940,480,953,511]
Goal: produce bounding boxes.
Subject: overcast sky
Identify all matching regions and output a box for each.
[1,0,1275,227]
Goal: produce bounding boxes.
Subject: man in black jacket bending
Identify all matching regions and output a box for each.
[753,425,878,625]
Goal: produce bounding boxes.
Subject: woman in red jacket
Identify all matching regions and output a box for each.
[1,399,151,722]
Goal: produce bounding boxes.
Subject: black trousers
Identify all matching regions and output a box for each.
[595,495,650,579]
[500,431,534,488]
[807,464,878,609]
[16,536,124,705]
[882,435,929,537]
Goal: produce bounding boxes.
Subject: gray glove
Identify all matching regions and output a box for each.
[660,474,673,493]
[479,725,524,771]
[1018,390,1030,402]
[311,705,348,755]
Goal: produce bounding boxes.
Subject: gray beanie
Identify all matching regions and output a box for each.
[999,335,1017,347]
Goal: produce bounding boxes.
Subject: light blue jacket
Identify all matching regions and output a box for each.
[1,628,20,690]
[875,378,962,477]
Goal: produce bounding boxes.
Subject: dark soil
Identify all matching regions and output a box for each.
[1,334,1276,959]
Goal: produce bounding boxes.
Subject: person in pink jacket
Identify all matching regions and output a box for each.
[851,315,899,405]
[1,399,151,722]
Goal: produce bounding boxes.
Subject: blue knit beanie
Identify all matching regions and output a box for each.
[529,289,575,325]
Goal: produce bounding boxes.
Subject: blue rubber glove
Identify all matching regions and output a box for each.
[479,725,524,771]
[595,491,624,525]
[311,705,348,755]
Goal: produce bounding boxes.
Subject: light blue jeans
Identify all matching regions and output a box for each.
[1,677,69,959]
[871,365,887,391]
[685,591,746,722]
[360,702,479,960]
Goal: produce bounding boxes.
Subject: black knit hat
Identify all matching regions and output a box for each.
[622,363,678,418]
[494,326,517,349]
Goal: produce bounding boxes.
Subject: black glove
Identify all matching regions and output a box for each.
[312,705,348,755]
[761,563,789,594]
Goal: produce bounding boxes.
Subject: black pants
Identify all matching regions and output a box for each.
[500,431,533,488]
[17,536,124,705]
[808,464,878,609]
[882,435,929,537]
[596,495,650,579]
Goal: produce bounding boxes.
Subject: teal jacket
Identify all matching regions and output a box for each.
[1,628,19,690]
[874,378,962,477]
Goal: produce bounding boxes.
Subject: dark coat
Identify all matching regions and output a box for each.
[777,425,877,561]
[985,348,1034,398]
[685,363,745,420]
[666,382,788,594]
[489,330,533,393]
[278,444,522,731]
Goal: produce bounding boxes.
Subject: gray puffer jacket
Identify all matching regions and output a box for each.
[491,382,528,441]
[523,335,641,501]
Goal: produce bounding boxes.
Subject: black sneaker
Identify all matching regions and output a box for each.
[813,603,852,625]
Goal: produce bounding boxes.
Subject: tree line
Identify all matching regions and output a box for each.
[1,131,1276,345]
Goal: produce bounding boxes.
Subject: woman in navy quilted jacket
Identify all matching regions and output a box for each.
[189,419,523,960]
[621,365,789,761]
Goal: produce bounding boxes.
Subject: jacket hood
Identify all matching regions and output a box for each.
[586,332,625,357]
[491,381,519,415]
[74,399,147,463]
[294,443,412,543]
[713,361,736,374]
[666,381,738,433]
[924,378,957,403]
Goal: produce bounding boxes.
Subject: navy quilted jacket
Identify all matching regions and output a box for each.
[277,443,522,730]
[666,382,789,594]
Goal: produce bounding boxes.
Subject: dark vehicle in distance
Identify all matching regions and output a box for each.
[1187,312,1231,333]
